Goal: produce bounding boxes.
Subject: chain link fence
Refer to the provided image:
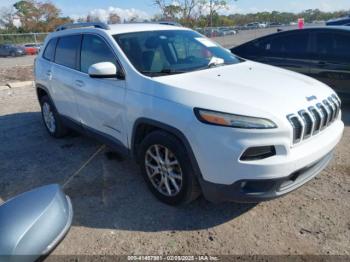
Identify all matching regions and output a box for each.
[0,23,315,47]
[0,33,48,45]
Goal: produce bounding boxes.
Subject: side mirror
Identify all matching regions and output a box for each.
[0,184,73,261]
[88,62,117,78]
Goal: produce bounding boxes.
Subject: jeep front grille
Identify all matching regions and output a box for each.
[287,95,341,144]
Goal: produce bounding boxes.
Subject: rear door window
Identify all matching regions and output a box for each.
[281,32,309,59]
[54,35,81,69]
[259,32,309,59]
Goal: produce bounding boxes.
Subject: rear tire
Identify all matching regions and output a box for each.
[138,130,200,205]
[40,95,68,138]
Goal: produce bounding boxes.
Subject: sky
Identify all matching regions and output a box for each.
[1,0,350,19]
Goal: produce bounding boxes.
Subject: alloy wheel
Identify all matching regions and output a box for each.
[42,102,56,133]
[145,144,183,197]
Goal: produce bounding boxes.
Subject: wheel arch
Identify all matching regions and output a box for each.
[36,84,57,110]
[131,118,203,180]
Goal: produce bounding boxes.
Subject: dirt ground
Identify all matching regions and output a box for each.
[0,84,349,257]
[0,65,34,85]
[0,25,349,258]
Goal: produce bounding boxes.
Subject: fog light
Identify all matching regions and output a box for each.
[240,146,276,161]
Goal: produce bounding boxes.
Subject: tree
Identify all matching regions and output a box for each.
[206,0,229,27]
[13,0,72,32]
[154,0,199,25]
[153,0,234,27]
[14,0,40,31]
[0,7,16,31]
[163,4,182,20]
[129,15,140,22]
[108,13,121,24]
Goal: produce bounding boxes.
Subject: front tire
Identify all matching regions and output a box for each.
[139,130,200,205]
[40,96,68,138]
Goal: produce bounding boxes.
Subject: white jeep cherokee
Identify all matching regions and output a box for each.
[35,22,344,205]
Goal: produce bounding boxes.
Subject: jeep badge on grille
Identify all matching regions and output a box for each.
[306,95,317,102]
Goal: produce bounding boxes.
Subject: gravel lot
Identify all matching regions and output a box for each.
[0,82,349,257]
[0,25,349,258]
[0,55,35,68]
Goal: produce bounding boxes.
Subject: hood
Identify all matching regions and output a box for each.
[151,61,335,119]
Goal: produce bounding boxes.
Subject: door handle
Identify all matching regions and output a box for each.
[75,80,84,87]
[46,70,52,78]
[318,61,328,67]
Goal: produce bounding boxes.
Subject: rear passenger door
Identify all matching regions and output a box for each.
[35,38,57,94]
[309,30,350,98]
[74,34,127,147]
[51,34,81,122]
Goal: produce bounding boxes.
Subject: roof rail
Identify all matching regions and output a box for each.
[55,22,110,31]
[157,21,182,26]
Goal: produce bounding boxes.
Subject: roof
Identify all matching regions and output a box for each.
[326,15,350,25]
[284,26,350,32]
[54,22,190,36]
[232,26,350,49]
[107,23,189,35]
[268,26,350,37]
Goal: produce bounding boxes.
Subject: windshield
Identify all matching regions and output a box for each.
[113,30,242,76]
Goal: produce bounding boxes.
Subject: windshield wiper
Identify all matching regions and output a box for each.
[140,68,186,77]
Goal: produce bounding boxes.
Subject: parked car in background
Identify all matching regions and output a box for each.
[24,43,40,55]
[231,27,350,101]
[0,44,25,57]
[218,27,237,36]
[244,22,267,30]
[35,22,343,205]
[203,27,221,37]
[268,22,283,27]
[245,22,260,30]
[326,15,350,26]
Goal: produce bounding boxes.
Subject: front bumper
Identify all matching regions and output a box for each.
[199,150,333,203]
[187,116,344,203]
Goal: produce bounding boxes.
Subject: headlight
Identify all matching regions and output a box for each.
[194,108,277,129]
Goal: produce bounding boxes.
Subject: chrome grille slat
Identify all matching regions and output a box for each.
[321,102,331,126]
[329,97,339,120]
[298,110,313,139]
[308,106,320,134]
[332,94,342,107]
[315,103,326,130]
[297,114,306,141]
[287,114,303,143]
[324,99,336,123]
[287,95,341,145]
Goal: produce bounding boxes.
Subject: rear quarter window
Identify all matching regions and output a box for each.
[43,38,57,61]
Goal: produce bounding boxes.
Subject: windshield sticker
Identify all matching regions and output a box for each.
[195,37,217,47]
